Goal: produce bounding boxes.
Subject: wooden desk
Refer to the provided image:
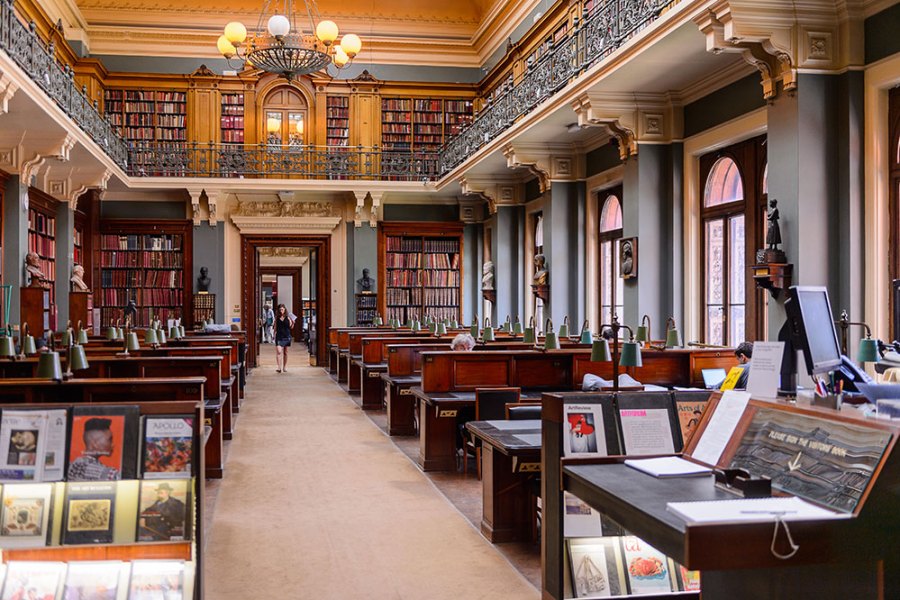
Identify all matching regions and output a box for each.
[467,420,542,543]
[381,374,421,435]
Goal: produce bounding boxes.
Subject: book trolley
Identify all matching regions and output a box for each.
[0,399,203,599]
[541,391,900,600]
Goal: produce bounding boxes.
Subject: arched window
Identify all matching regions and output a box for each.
[889,86,900,337]
[534,212,545,332]
[598,189,623,327]
[699,137,767,346]
[262,86,308,148]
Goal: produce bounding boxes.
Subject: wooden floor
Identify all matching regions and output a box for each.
[204,344,539,599]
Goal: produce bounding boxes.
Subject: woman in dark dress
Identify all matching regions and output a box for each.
[274,303,295,373]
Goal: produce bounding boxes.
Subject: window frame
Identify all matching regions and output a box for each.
[889,86,900,339]
[598,186,623,326]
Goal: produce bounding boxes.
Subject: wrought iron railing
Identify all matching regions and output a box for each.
[0,0,128,169]
[440,0,675,173]
[126,142,441,180]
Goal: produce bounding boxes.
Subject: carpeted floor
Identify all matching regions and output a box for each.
[205,345,539,599]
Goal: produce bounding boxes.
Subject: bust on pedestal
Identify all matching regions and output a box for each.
[532,254,549,302]
[71,264,90,293]
[197,266,211,293]
[356,268,375,293]
[25,252,47,287]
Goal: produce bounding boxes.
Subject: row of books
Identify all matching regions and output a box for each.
[383,122,414,132]
[221,115,244,127]
[101,253,184,268]
[421,307,459,322]
[385,253,421,268]
[386,271,420,287]
[0,560,190,600]
[328,117,350,127]
[445,99,473,113]
[414,123,443,133]
[423,271,460,287]
[28,210,56,237]
[385,237,423,252]
[0,407,192,483]
[385,288,422,306]
[101,270,183,288]
[154,129,188,141]
[101,234,183,251]
[99,288,183,306]
[222,93,244,105]
[106,90,186,102]
[424,239,460,253]
[424,255,460,270]
[222,130,245,143]
[0,478,191,547]
[413,113,444,124]
[355,295,377,308]
[28,234,56,259]
[356,309,377,324]
[123,113,155,126]
[157,115,186,127]
[156,102,186,113]
[100,307,181,328]
[424,287,459,305]
[382,98,411,111]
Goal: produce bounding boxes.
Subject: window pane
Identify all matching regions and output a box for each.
[600,195,622,233]
[288,112,304,147]
[535,214,544,250]
[729,215,745,307]
[601,306,612,329]
[704,157,743,207]
[614,246,623,311]
[600,241,612,311]
[705,219,724,305]
[730,305,745,346]
[762,163,768,195]
[266,111,283,145]
[707,306,724,346]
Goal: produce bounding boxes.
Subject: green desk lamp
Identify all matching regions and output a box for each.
[450,317,460,329]
[21,323,37,357]
[123,327,141,355]
[558,316,570,339]
[0,325,15,360]
[469,315,479,339]
[590,315,642,389]
[665,317,682,348]
[523,316,535,345]
[60,321,73,348]
[435,322,448,336]
[543,318,560,350]
[76,320,89,345]
[635,315,651,344]
[579,319,594,345]
[835,311,881,365]
[144,328,161,349]
[512,316,523,336]
[37,350,63,381]
[482,317,495,342]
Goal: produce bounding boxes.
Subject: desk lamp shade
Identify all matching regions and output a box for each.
[470,316,479,339]
[857,337,880,363]
[157,328,167,345]
[373,315,383,327]
[635,325,649,343]
[169,326,181,340]
[60,329,73,348]
[450,318,459,329]
[591,337,611,362]
[37,351,62,380]
[482,317,495,342]
[544,318,560,350]
[106,325,118,340]
[0,335,14,358]
[499,315,510,334]
[125,332,141,352]
[178,325,186,338]
[435,322,448,336]
[620,340,643,367]
[513,316,523,336]
[411,318,421,332]
[22,330,37,355]
[76,327,89,345]
[144,329,160,346]
[69,344,90,371]
[558,316,570,339]
[116,327,125,341]
[579,320,593,345]
[523,316,536,344]
[665,328,682,348]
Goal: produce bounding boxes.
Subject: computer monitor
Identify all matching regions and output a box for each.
[784,286,842,376]
[701,368,727,389]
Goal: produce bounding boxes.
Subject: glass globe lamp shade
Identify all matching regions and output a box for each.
[217,35,236,58]
[340,33,362,57]
[224,21,248,45]
[267,14,291,38]
[266,117,281,133]
[316,20,339,45]
[333,46,349,67]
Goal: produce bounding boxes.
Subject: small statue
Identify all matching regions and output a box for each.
[124,299,137,326]
[481,261,494,290]
[356,268,374,293]
[766,199,782,250]
[24,252,46,287]
[197,266,211,292]
[70,264,90,292]
[533,254,548,287]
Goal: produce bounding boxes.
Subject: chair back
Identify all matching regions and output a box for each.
[506,403,542,420]
[475,387,521,421]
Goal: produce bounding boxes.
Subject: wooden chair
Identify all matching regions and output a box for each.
[505,401,542,420]
[463,387,521,479]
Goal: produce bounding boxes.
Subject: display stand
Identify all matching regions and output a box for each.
[21,286,51,334]
[69,290,93,330]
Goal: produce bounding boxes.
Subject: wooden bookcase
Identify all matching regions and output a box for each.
[221,93,245,144]
[381,97,412,151]
[193,293,215,325]
[378,222,464,324]
[98,220,193,328]
[69,290,93,331]
[380,97,473,152]
[355,293,377,326]
[104,89,188,173]
[27,190,57,331]
[326,95,350,147]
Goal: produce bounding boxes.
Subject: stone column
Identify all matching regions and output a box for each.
[55,199,74,327]
[3,176,28,325]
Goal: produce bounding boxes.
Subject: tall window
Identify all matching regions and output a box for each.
[699,136,766,346]
[598,188,623,326]
[534,212,544,332]
[890,86,900,337]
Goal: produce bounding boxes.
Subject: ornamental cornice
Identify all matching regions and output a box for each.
[229,215,342,235]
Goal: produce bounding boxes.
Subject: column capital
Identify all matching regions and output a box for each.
[186,187,205,227]
[204,189,223,226]
[459,176,521,216]
[502,142,582,192]
[571,93,679,160]
[368,191,384,228]
[0,72,19,115]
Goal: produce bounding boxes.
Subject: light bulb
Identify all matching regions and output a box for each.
[333,46,349,67]
[266,117,281,133]
[217,35,236,57]
[316,20,339,45]
[224,21,247,45]
[267,14,291,37]
[340,33,361,57]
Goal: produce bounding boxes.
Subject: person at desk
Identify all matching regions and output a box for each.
[451,333,476,467]
[734,341,753,389]
[450,333,476,351]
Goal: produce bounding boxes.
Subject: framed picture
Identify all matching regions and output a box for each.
[619,237,637,279]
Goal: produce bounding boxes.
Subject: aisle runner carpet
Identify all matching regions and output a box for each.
[206,346,538,599]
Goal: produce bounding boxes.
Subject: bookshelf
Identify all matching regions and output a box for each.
[221,93,245,144]
[193,293,216,325]
[27,192,57,331]
[104,89,188,172]
[378,222,464,324]
[98,220,193,328]
[381,97,473,152]
[326,95,350,147]
[73,223,84,268]
[355,293,377,326]
[381,97,412,151]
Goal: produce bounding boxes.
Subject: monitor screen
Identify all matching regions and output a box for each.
[701,368,727,389]
[787,286,842,375]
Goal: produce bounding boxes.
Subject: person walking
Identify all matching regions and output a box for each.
[263,303,275,343]
[274,303,295,373]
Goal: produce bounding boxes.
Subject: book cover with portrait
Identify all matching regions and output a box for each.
[137,479,191,542]
[63,482,117,545]
[0,483,53,549]
[563,405,608,458]
[0,561,66,600]
[142,417,194,479]
[67,406,139,481]
[129,561,185,600]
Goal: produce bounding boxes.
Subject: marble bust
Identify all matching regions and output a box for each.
[481,261,494,290]
[71,264,90,292]
[25,252,46,287]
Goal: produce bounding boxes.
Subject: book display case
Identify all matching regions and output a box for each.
[98,220,192,328]
[355,293,376,326]
[378,222,464,324]
[193,293,216,325]
[0,400,203,599]
[26,192,57,332]
[221,93,245,143]
[326,95,350,146]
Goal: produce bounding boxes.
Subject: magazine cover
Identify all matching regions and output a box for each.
[0,410,47,481]
[563,405,608,458]
[676,564,701,592]
[675,400,708,447]
[129,561,185,600]
[0,483,53,549]
[62,561,124,600]
[619,536,673,595]
[137,479,190,542]
[567,538,627,598]
[563,492,603,538]
[63,482,117,545]
[68,406,140,481]
[142,417,194,478]
[1,561,66,600]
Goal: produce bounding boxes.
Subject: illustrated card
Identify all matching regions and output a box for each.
[563,405,608,458]
[63,561,124,600]
[63,482,117,545]
[137,479,190,542]
[0,483,53,549]
[1,561,65,600]
[620,536,673,595]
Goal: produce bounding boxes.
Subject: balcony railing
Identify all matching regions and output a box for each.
[0,0,128,169]
[127,142,440,180]
[440,0,674,173]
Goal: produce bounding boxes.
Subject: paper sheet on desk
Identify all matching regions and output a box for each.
[667,497,848,524]
[689,390,750,466]
[624,456,712,478]
[486,420,541,431]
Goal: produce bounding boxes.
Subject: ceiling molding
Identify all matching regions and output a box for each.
[229,215,342,235]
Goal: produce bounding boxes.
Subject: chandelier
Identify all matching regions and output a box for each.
[217,0,362,81]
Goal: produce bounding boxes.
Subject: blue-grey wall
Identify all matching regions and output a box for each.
[491,206,525,325]
[346,223,377,324]
[684,74,766,138]
[463,223,482,325]
[193,223,226,323]
[586,143,622,177]
[55,202,74,327]
[3,177,28,325]
[865,3,900,64]
[383,204,459,222]
[543,181,585,327]
[101,201,185,220]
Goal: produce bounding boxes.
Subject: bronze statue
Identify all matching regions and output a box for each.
[766,199,782,250]
[356,268,374,293]
[197,266,211,292]
[533,254,548,286]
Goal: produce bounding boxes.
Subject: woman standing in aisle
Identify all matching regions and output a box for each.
[274,303,295,373]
